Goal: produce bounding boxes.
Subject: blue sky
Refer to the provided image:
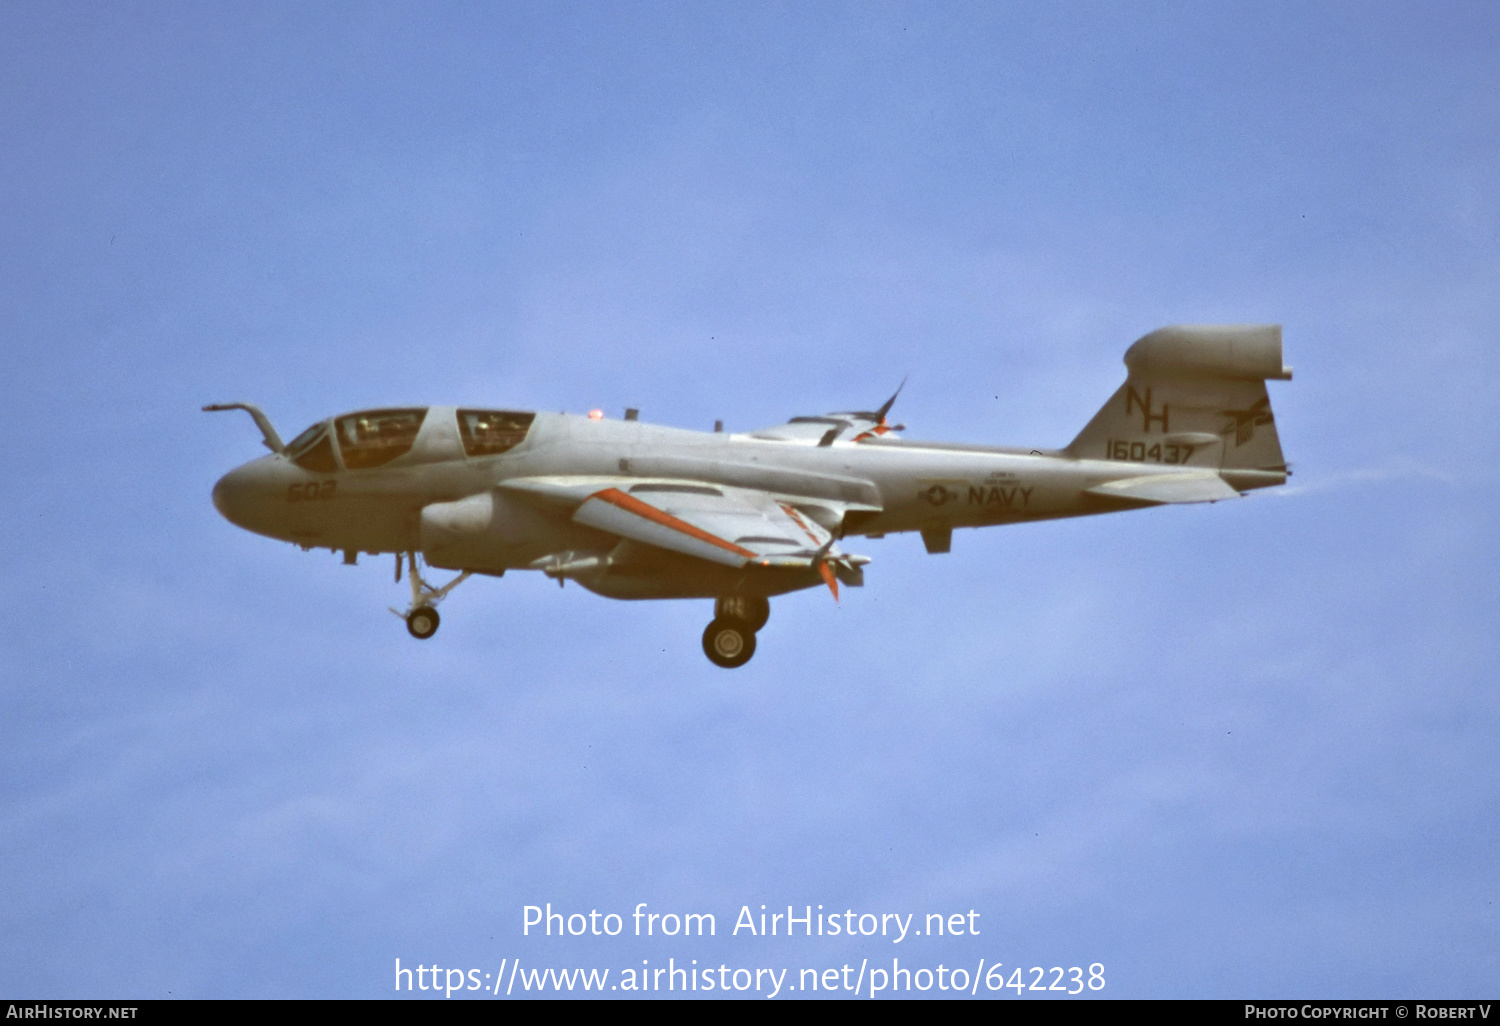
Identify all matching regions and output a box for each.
[2,1,1496,998]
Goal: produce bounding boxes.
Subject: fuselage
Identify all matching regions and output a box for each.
[205,324,1291,662]
[212,405,1283,563]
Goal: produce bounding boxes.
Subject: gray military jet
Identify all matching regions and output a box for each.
[207,324,1291,667]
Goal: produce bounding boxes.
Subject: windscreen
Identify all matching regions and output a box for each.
[335,408,428,470]
[456,409,535,457]
[285,422,337,472]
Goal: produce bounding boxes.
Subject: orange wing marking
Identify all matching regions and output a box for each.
[817,561,839,601]
[779,502,839,600]
[591,488,758,561]
[779,503,825,547]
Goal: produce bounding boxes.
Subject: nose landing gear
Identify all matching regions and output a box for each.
[702,596,771,668]
[389,551,470,640]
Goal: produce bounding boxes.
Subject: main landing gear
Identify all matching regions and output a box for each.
[390,551,470,640]
[406,605,440,639]
[702,596,770,668]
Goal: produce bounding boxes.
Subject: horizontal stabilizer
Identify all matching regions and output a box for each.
[1086,471,1240,505]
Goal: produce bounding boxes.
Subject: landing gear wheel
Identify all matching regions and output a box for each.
[702,617,757,668]
[406,605,440,639]
[390,552,468,640]
[715,596,770,632]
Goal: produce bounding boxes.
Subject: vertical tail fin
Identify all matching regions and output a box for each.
[1066,325,1292,485]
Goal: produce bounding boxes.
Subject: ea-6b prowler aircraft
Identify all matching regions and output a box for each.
[208,324,1291,667]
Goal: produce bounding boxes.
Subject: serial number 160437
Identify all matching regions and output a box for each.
[1106,440,1195,464]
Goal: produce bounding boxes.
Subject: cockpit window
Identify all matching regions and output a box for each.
[294,433,338,472]
[457,409,535,457]
[335,408,428,470]
[285,422,338,473]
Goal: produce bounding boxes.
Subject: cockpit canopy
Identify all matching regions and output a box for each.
[457,409,534,456]
[336,408,428,469]
[283,421,337,472]
[283,407,535,471]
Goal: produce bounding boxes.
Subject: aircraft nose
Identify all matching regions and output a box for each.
[212,462,266,529]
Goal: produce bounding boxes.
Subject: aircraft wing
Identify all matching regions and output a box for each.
[574,484,836,567]
[747,384,905,445]
[1085,471,1240,505]
[500,476,861,570]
